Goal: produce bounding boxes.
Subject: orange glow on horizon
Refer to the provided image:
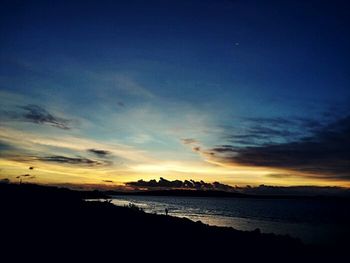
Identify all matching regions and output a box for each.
[1,158,350,189]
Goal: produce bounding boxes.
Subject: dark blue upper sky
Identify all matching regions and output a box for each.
[0,0,349,186]
[1,0,349,104]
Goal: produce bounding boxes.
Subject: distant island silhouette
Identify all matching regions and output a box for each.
[107,177,350,200]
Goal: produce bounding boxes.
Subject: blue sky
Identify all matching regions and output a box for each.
[1,0,349,187]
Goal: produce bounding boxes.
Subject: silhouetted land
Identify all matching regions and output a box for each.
[1,183,346,261]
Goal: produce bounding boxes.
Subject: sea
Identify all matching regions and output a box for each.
[108,195,350,245]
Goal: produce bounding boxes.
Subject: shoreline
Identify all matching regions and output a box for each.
[99,194,350,246]
[1,183,347,261]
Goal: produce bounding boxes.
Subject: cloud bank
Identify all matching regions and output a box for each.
[126,177,235,191]
[209,116,350,180]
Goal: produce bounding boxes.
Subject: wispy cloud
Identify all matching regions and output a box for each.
[2,154,112,167]
[19,104,71,129]
[37,155,111,167]
[0,126,156,169]
[88,72,155,99]
[180,138,198,145]
[112,74,155,99]
[1,103,72,130]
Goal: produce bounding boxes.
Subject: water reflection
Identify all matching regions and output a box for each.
[107,195,350,245]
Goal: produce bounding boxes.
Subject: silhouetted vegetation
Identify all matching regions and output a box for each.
[124,202,144,212]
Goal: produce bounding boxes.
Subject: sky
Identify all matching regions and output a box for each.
[0,0,349,188]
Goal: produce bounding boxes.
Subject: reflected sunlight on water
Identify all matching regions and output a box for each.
[105,195,350,245]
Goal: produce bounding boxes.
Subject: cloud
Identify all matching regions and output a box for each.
[126,177,235,191]
[180,138,198,145]
[37,155,111,167]
[3,153,110,167]
[180,138,208,157]
[88,149,111,157]
[192,146,203,153]
[19,105,71,129]
[102,180,114,183]
[211,145,236,153]
[209,116,350,180]
[0,132,113,167]
[244,117,296,126]
[0,126,154,164]
[16,174,35,180]
[225,116,328,147]
[244,116,326,130]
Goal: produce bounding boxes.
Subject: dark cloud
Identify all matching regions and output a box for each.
[192,146,201,152]
[20,105,71,129]
[16,174,35,180]
[38,155,111,167]
[211,116,350,180]
[126,177,235,191]
[102,180,114,183]
[211,145,236,153]
[88,149,111,157]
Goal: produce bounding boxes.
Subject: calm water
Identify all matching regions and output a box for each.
[109,195,350,245]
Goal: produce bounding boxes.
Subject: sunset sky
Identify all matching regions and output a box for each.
[1,0,349,188]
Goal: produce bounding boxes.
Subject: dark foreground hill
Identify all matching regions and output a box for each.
[0,183,344,261]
